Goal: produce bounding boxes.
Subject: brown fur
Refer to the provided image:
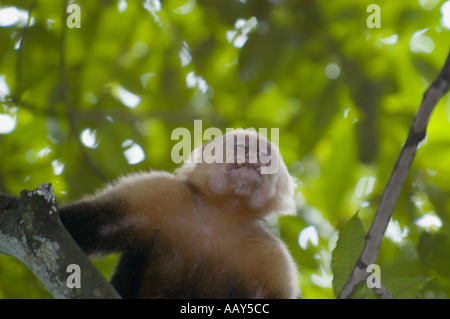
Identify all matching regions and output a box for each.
[63,130,299,298]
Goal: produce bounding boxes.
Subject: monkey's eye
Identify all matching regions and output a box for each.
[259,152,269,161]
[259,149,271,163]
[258,147,270,156]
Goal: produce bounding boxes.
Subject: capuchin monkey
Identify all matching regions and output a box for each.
[0,130,299,299]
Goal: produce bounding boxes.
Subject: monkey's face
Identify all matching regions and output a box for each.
[223,134,273,197]
[177,130,296,216]
[201,131,280,210]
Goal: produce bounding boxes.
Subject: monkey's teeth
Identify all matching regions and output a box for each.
[237,163,243,167]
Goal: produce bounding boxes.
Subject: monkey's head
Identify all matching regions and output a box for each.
[177,130,296,218]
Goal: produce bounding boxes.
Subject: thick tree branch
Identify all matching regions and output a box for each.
[338,50,450,299]
[0,184,120,299]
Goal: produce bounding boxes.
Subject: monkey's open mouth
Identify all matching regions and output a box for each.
[227,163,262,174]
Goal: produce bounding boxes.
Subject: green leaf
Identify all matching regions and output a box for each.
[386,276,432,299]
[418,232,450,278]
[331,213,366,297]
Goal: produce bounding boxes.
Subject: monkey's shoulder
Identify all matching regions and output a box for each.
[107,170,195,209]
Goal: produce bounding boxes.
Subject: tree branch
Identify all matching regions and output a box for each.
[14,0,36,94]
[338,50,450,299]
[0,184,120,298]
[58,1,109,184]
[371,282,394,299]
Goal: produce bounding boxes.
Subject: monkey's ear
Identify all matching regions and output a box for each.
[272,173,298,216]
[281,197,297,215]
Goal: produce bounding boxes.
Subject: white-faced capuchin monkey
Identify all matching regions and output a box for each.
[0,130,299,299]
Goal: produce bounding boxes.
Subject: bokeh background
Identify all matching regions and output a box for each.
[0,0,449,298]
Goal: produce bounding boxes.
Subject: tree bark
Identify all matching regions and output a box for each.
[338,50,450,299]
[0,183,120,299]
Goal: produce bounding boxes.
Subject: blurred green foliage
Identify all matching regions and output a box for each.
[0,0,449,299]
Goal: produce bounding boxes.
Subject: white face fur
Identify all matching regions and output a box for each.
[177,130,296,215]
[206,131,275,206]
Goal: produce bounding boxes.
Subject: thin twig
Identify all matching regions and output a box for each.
[372,282,394,299]
[58,1,108,183]
[338,50,450,299]
[14,0,36,92]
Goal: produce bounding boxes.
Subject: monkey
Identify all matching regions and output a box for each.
[0,129,299,299]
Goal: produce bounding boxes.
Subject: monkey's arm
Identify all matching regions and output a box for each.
[0,191,133,255]
[7,172,188,256]
[58,195,132,255]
